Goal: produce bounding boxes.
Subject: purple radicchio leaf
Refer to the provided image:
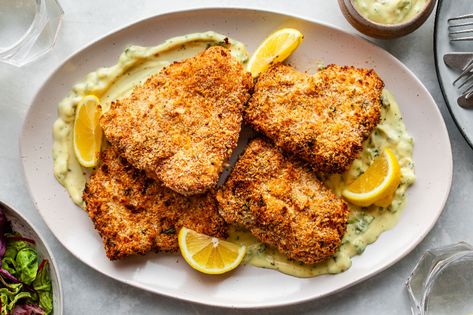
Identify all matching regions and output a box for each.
[0,236,6,259]
[12,304,45,315]
[0,268,35,293]
[0,267,19,283]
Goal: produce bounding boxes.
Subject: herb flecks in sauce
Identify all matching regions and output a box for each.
[352,0,428,25]
[228,90,415,277]
[52,32,249,208]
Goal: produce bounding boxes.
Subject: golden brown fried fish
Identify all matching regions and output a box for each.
[101,46,253,195]
[245,63,383,174]
[83,147,227,260]
[216,138,349,264]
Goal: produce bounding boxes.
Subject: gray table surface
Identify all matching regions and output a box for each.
[0,0,470,314]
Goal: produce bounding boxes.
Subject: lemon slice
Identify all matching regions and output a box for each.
[342,148,401,207]
[247,28,303,78]
[178,227,246,275]
[73,95,103,168]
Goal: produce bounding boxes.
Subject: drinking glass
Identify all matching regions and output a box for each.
[0,0,63,66]
[406,242,473,315]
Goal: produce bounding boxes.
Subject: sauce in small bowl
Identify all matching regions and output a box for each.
[338,0,436,39]
[352,0,429,25]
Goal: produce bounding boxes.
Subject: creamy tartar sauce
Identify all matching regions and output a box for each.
[53,33,415,278]
[227,90,415,277]
[52,32,248,208]
[352,0,428,24]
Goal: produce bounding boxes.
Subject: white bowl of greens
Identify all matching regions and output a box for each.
[0,201,62,314]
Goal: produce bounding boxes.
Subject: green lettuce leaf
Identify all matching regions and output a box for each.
[33,260,53,315]
[1,237,31,276]
[0,291,8,315]
[15,248,38,285]
[0,282,24,314]
[1,257,16,276]
[0,276,22,293]
[7,291,33,311]
[5,235,30,253]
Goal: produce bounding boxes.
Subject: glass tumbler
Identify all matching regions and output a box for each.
[0,0,63,66]
[406,242,473,315]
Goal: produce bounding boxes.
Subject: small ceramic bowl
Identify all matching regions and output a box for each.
[338,0,436,39]
[0,201,63,314]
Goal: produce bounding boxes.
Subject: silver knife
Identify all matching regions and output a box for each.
[444,52,473,71]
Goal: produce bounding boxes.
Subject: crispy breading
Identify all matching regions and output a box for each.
[83,147,227,260]
[216,138,349,264]
[101,46,253,195]
[245,63,384,174]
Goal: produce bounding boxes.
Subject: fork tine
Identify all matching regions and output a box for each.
[454,75,473,103]
[453,60,473,85]
[449,28,473,35]
[448,21,473,28]
[458,75,473,89]
[450,37,473,41]
[448,13,473,41]
[462,58,473,71]
[448,13,473,22]
[458,74,473,89]
[464,86,473,99]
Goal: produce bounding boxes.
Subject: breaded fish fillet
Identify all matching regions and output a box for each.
[216,138,349,265]
[245,63,384,174]
[101,46,253,195]
[83,147,227,260]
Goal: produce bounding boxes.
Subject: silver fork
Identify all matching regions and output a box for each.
[452,58,473,108]
[448,14,473,107]
[449,13,473,41]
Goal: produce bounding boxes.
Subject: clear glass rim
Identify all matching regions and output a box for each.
[0,0,43,52]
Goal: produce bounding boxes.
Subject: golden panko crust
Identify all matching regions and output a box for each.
[101,46,253,195]
[83,147,227,260]
[245,63,384,174]
[216,138,349,265]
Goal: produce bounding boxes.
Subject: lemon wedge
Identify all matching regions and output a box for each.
[247,28,303,78]
[178,227,246,275]
[73,95,103,168]
[342,148,401,207]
